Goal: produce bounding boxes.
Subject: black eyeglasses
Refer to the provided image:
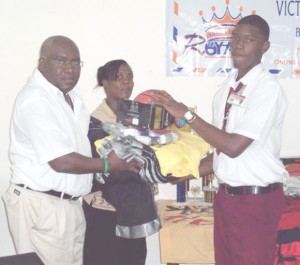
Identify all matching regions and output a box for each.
[43,57,84,67]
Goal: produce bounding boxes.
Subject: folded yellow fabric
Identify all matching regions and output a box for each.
[94,132,210,179]
[151,132,210,178]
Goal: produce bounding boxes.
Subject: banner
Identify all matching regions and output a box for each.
[166,0,300,78]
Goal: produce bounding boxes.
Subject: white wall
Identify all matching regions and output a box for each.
[1,1,299,264]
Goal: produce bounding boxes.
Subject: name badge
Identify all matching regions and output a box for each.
[227,92,245,106]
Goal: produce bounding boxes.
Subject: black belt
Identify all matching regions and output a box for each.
[16,184,79,200]
[219,182,283,196]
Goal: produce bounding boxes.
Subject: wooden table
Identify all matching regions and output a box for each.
[157,200,215,265]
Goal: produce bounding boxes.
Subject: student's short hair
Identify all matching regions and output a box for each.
[237,14,270,41]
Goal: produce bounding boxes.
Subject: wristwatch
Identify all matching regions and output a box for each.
[184,110,196,123]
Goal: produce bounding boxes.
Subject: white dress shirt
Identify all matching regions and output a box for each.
[212,64,288,186]
[10,68,93,196]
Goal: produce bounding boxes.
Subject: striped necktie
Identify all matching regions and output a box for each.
[217,82,244,155]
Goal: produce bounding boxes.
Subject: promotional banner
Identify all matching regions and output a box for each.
[166,0,300,78]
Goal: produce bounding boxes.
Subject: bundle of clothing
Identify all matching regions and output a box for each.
[102,171,160,238]
[95,122,174,185]
[89,118,211,238]
[88,117,164,239]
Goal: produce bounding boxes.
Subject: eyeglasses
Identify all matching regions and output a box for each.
[43,57,84,67]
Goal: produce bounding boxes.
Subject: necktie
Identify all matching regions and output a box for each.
[217,82,244,155]
[64,93,74,111]
[221,82,244,131]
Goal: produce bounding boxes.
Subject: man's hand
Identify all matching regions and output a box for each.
[151,90,189,120]
[107,151,142,174]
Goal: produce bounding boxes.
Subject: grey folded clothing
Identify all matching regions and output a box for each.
[88,117,161,238]
[103,171,161,239]
[97,124,172,184]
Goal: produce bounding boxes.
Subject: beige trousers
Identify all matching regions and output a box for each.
[3,184,86,265]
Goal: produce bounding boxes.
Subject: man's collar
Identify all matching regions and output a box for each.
[231,63,264,86]
[33,68,77,97]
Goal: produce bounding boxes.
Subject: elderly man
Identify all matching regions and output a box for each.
[3,35,140,265]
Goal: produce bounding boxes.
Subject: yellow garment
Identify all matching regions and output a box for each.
[95,131,210,179]
[152,132,210,178]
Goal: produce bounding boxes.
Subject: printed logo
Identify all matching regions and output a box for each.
[200,0,246,57]
[171,0,255,75]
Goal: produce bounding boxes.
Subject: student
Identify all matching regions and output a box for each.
[154,15,288,265]
[83,59,148,265]
[3,37,140,265]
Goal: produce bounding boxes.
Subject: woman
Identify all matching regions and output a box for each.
[83,60,147,265]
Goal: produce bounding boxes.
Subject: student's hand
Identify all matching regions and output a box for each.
[151,90,189,119]
[107,151,142,174]
[169,175,195,184]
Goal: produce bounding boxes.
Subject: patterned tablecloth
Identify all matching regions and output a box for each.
[158,200,215,264]
[158,196,300,265]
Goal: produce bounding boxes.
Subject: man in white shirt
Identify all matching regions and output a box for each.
[3,35,140,265]
[154,15,288,265]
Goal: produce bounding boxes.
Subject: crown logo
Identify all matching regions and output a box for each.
[199,0,244,42]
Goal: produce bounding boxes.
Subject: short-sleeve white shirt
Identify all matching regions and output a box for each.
[212,64,288,186]
[10,68,93,196]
